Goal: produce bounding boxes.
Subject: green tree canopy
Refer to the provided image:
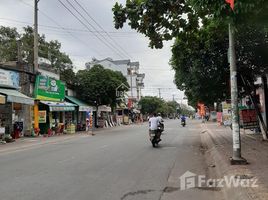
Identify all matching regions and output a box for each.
[76,65,129,108]
[171,20,268,106]
[113,0,267,48]
[0,25,73,72]
[138,96,167,115]
[113,1,268,107]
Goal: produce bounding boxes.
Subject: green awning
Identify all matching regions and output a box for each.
[0,88,34,105]
[65,96,93,112]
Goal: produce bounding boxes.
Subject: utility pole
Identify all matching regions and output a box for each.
[33,0,40,131]
[229,23,247,164]
[158,88,161,98]
[34,0,39,73]
[130,69,133,99]
[172,94,175,102]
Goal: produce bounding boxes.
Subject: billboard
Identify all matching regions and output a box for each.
[0,68,19,88]
[34,75,65,101]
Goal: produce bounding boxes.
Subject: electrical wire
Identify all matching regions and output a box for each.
[73,0,133,59]
[58,0,125,60]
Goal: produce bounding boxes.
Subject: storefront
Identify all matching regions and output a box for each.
[34,75,76,134]
[65,96,94,131]
[97,105,112,128]
[0,88,34,138]
[38,101,76,134]
[0,68,34,138]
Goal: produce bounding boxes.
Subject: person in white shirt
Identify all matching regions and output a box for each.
[149,113,160,140]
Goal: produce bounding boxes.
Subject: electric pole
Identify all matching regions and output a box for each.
[229,23,247,164]
[33,0,40,131]
[34,0,39,73]
[172,94,175,102]
[158,88,161,98]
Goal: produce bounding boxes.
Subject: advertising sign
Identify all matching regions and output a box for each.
[222,102,232,126]
[0,68,19,88]
[239,109,259,129]
[0,95,6,104]
[38,111,47,123]
[217,112,223,124]
[34,75,65,101]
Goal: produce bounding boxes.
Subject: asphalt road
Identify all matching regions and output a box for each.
[0,119,223,200]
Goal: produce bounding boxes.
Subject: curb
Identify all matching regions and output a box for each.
[200,123,264,200]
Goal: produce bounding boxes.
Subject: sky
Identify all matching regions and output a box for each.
[0,0,186,103]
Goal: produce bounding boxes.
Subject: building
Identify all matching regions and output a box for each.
[85,58,145,103]
[0,61,35,138]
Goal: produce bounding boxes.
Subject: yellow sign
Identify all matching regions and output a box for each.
[0,95,5,104]
[38,110,47,123]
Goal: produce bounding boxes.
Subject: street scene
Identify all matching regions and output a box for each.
[0,0,268,200]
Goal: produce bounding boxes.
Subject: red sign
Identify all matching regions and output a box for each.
[239,109,259,129]
[128,99,133,109]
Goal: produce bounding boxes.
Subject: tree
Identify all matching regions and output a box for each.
[113,1,267,48]
[0,26,19,62]
[76,65,129,108]
[171,20,268,106]
[170,20,230,106]
[138,96,174,115]
[166,101,179,115]
[60,68,76,85]
[113,1,268,106]
[0,25,73,71]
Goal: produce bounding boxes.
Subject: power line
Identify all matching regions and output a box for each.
[73,0,133,59]
[0,17,137,35]
[58,0,125,60]
[17,0,103,57]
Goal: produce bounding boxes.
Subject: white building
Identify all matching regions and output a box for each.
[85,58,145,103]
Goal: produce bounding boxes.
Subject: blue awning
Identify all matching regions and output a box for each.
[40,101,76,111]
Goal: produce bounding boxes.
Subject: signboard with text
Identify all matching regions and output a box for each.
[38,111,47,123]
[34,75,65,101]
[0,68,19,88]
[239,109,259,129]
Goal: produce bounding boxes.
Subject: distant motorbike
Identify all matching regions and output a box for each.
[151,123,164,148]
[181,120,186,127]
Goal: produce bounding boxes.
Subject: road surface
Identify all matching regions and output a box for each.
[0,119,223,200]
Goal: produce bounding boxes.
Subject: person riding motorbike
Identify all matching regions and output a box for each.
[149,113,160,147]
[181,115,186,126]
[157,113,164,133]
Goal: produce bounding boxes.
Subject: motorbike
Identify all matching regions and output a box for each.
[151,123,164,147]
[181,120,186,127]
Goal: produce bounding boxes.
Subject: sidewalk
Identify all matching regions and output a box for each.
[201,121,268,200]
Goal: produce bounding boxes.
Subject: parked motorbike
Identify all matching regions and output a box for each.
[151,123,164,148]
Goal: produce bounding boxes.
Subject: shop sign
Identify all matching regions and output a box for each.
[239,109,259,129]
[217,112,223,124]
[34,75,65,101]
[39,110,47,123]
[0,68,19,88]
[0,95,6,104]
[0,127,5,134]
[49,106,75,112]
[79,106,92,112]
